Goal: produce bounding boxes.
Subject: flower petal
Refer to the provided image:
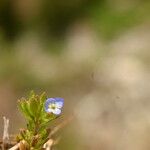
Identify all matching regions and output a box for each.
[46,98,55,104]
[54,98,64,108]
[55,101,63,108]
[52,108,61,115]
[46,108,53,113]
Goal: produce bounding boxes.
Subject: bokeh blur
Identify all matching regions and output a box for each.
[0,0,150,149]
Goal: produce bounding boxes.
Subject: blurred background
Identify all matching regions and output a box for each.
[0,0,150,149]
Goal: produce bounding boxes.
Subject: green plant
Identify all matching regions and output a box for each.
[17,91,64,150]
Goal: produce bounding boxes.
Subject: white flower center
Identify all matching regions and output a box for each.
[49,103,56,110]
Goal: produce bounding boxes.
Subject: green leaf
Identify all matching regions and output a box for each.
[40,92,46,104]
[29,90,36,99]
[18,99,34,120]
[27,120,34,131]
[29,98,39,117]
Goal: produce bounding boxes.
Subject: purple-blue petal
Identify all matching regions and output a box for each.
[52,108,61,115]
[54,97,64,104]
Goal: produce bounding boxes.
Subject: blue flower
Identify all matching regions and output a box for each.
[45,97,64,115]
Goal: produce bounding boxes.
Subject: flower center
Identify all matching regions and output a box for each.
[49,103,56,109]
